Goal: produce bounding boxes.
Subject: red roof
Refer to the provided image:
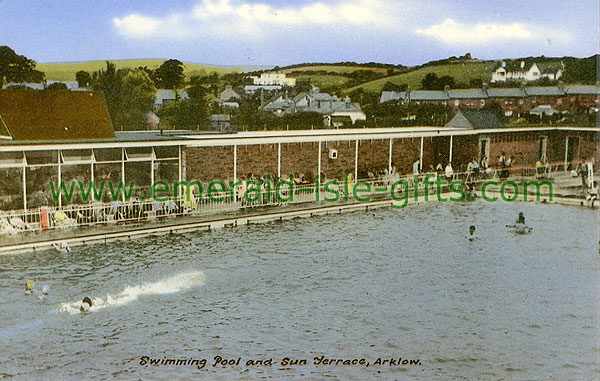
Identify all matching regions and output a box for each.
[0,89,115,141]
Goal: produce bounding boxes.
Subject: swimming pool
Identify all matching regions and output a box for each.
[0,201,597,379]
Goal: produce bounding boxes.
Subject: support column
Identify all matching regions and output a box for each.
[388,138,393,172]
[564,137,569,170]
[449,135,453,164]
[177,145,183,200]
[121,148,126,202]
[233,145,237,183]
[22,164,27,210]
[354,140,359,180]
[317,141,322,181]
[277,143,281,178]
[419,137,424,170]
[90,159,95,201]
[150,148,155,188]
[58,150,62,208]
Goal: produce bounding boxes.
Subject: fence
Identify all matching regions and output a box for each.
[0,167,566,235]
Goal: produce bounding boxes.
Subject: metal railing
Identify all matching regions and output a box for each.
[0,167,576,235]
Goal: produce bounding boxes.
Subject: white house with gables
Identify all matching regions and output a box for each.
[491,61,563,83]
[252,72,296,87]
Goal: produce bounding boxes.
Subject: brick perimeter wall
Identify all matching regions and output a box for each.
[237,144,278,179]
[184,130,597,184]
[186,146,234,182]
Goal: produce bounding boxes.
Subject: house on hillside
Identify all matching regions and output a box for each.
[322,98,367,127]
[529,105,559,116]
[251,72,296,87]
[261,88,366,125]
[209,114,232,132]
[154,89,189,109]
[219,86,241,102]
[491,61,563,83]
[445,110,503,129]
[244,85,282,94]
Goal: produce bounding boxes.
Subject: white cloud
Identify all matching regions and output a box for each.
[113,0,403,41]
[416,18,569,45]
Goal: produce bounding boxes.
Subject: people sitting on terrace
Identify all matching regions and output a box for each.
[480,156,489,170]
[412,159,420,175]
[577,157,593,188]
[467,158,480,177]
[506,156,514,167]
[498,152,506,167]
[445,162,453,181]
[585,181,598,207]
[435,162,444,173]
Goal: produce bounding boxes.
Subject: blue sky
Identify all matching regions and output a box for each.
[0,0,597,66]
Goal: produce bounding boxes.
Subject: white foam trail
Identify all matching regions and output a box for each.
[59,270,205,315]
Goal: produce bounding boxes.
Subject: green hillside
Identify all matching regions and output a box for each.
[38,60,256,81]
[292,74,350,88]
[281,65,390,74]
[347,62,496,93]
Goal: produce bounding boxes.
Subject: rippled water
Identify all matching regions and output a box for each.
[0,201,598,380]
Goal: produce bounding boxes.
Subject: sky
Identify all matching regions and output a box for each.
[0,0,597,66]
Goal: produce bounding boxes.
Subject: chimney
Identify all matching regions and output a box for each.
[520,61,525,69]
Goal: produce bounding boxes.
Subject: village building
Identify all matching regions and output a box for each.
[261,88,367,125]
[491,61,563,83]
[154,89,189,109]
[380,85,600,116]
[219,86,241,102]
[445,110,503,130]
[209,114,232,132]
[250,72,296,87]
[244,85,282,95]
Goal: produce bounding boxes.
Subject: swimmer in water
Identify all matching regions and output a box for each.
[80,296,92,313]
[507,212,533,233]
[25,280,34,295]
[38,285,50,300]
[53,242,71,254]
[467,225,479,241]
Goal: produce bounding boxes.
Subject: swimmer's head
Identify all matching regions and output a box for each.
[469,225,475,235]
[25,280,34,292]
[41,286,49,295]
[82,297,92,307]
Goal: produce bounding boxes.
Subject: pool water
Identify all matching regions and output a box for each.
[0,201,598,380]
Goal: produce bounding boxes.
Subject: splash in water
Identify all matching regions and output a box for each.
[58,270,205,315]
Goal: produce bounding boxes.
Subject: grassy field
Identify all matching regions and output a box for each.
[291,74,350,88]
[37,59,263,81]
[281,65,391,74]
[346,62,496,93]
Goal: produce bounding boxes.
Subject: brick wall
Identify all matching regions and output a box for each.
[184,130,597,184]
[281,142,319,181]
[186,146,234,182]
[237,144,278,179]
[320,140,355,180]
[487,130,597,168]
